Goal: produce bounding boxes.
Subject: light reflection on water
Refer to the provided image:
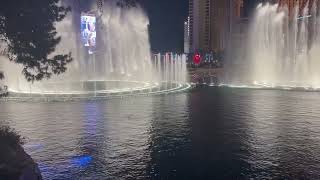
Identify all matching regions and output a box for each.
[1,88,320,179]
[0,94,189,179]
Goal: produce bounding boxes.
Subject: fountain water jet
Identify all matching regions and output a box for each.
[0,0,189,99]
[224,2,320,90]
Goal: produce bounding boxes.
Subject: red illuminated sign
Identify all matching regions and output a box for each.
[193,54,201,64]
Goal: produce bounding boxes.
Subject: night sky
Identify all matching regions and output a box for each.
[138,0,260,52]
[138,0,188,52]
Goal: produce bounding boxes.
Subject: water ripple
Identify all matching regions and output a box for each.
[1,89,320,179]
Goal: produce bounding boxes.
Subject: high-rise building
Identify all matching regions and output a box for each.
[234,0,243,18]
[188,0,194,51]
[188,0,209,52]
[210,0,234,52]
[184,17,190,54]
[189,0,235,53]
[188,0,270,53]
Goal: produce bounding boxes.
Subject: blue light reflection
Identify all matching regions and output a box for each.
[71,155,93,168]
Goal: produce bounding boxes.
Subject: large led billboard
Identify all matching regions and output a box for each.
[81,14,96,54]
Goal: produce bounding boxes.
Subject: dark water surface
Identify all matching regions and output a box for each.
[1,87,320,179]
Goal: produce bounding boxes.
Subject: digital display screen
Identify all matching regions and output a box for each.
[81,15,96,54]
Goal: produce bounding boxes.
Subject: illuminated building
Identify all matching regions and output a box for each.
[234,0,243,18]
[189,0,234,53]
[184,17,190,54]
[188,0,210,52]
[188,0,194,51]
[188,0,271,53]
[210,0,233,52]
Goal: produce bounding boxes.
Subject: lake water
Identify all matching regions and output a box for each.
[1,87,320,179]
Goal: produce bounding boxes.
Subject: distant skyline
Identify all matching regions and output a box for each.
[138,0,264,52]
[77,0,188,52]
[76,0,268,52]
[81,0,264,52]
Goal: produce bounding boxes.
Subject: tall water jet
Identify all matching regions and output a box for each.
[0,0,189,97]
[224,2,320,89]
[1,0,155,94]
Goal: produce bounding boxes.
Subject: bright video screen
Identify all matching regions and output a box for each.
[81,15,96,54]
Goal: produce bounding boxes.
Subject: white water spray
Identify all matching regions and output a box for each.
[225,2,320,89]
[0,0,188,95]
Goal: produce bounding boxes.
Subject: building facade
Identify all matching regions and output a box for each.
[184,17,191,54]
[188,0,247,53]
[188,0,209,53]
[188,0,273,53]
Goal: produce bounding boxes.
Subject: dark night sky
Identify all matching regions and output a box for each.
[138,0,188,52]
[137,0,260,52]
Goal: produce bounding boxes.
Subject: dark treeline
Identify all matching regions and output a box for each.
[0,0,72,82]
[0,0,141,82]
